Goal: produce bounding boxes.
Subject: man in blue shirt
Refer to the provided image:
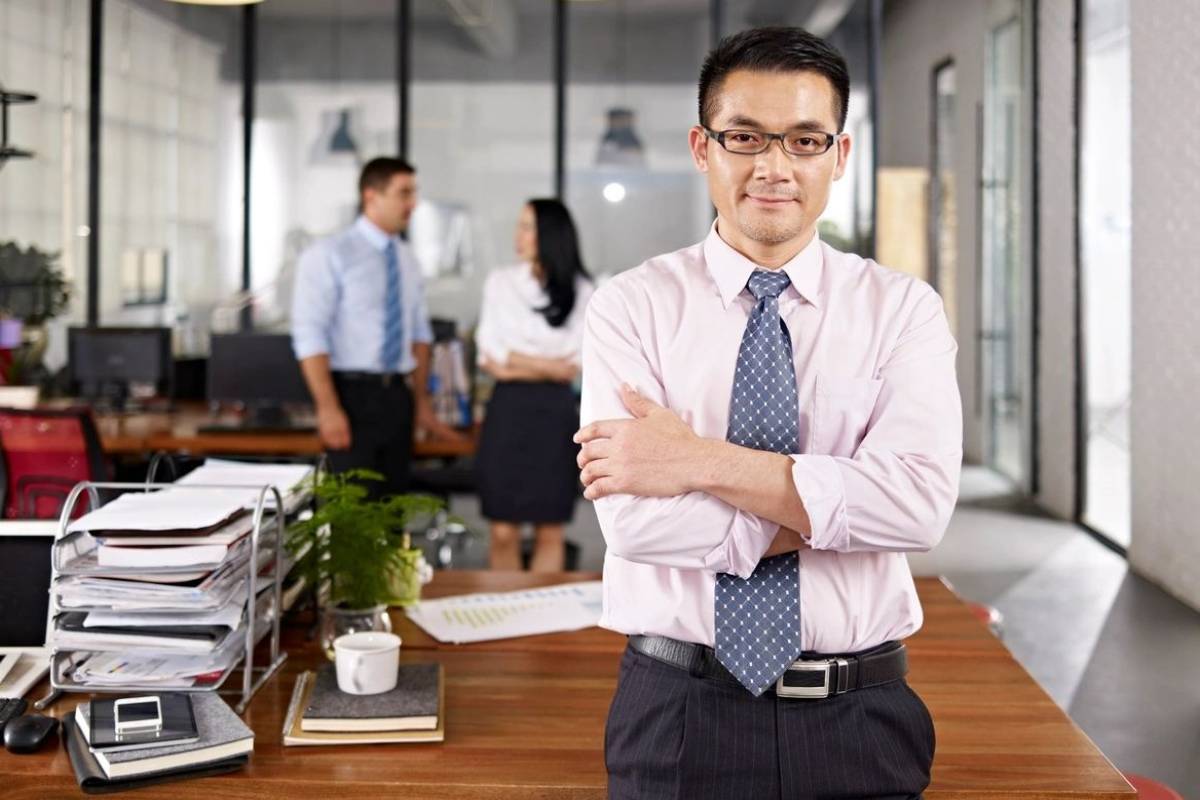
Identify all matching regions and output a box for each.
[291,157,451,495]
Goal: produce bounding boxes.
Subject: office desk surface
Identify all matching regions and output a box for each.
[1,573,1134,799]
[82,403,478,459]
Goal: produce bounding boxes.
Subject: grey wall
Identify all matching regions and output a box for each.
[1128,0,1200,610]
[878,0,988,464]
[1035,0,1077,520]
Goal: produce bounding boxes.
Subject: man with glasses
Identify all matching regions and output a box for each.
[576,27,961,798]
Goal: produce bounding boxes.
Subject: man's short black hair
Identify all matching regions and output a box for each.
[698,27,851,132]
[358,157,416,197]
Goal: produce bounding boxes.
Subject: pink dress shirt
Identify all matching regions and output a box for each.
[579,224,962,654]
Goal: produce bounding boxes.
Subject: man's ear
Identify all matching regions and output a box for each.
[832,133,852,182]
[688,126,710,173]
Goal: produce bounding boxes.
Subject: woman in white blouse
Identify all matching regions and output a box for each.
[475,199,595,571]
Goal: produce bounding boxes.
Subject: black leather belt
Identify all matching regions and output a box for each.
[333,370,409,388]
[628,635,907,699]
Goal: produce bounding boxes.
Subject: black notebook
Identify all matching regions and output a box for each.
[301,662,439,732]
[81,693,199,753]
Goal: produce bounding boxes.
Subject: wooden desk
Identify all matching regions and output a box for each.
[83,403,477,460]
[1,573,1135,799]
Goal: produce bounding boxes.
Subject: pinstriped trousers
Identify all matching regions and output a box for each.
[605,644,935,800]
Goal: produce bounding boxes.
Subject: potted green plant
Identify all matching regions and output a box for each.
[285,469,441,658]
[0,240,73,388]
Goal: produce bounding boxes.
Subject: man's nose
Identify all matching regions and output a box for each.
[752,139,794,181]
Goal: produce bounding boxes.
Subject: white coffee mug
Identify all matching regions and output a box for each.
[333,631,401,695]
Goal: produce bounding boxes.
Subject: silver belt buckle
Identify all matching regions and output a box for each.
[775,657,848,699]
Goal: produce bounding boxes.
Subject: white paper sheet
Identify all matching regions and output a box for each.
[176,460,313,513]
[84,587,248,629]
[404,581,603,644]
[94,512,260,547]
[67,488,257,534]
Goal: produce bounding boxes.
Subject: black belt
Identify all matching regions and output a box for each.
[333,370,409,388]
[628,635,907,699]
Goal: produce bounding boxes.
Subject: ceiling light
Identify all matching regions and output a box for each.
[164,0,264,6]
[602,182,626,204]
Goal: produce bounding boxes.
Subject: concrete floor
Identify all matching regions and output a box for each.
[433,465,1199,798]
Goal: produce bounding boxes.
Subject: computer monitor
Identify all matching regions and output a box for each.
[68,326,172,407]
[205,333,312,430]
[0,521,56,698]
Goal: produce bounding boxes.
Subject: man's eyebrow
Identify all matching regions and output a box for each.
[722,115,832,131]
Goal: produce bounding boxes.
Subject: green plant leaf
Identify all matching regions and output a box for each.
[285,470,444,609]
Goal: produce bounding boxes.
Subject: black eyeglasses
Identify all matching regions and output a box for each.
[703,127,841,157]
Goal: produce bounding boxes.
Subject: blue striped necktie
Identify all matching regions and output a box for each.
[714,269,802,696]
[381,240,404,371]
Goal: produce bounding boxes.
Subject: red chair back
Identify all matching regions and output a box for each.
[1125,774,1184,800]
[0,407,108,519]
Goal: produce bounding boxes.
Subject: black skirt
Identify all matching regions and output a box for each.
[477,381,580,523]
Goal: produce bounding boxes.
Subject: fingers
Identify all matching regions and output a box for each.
[573,418,628,444]
[619,383,660,418]
[576,439,613,469]
[579,458,613,488]
[583,477,618,501]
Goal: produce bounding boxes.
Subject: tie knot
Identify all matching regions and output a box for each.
[746,269,791,301]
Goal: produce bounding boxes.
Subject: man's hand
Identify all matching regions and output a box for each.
[763,527,811,557]
[415,397,464,441]
[317,404,351,450]
[574,384,714,501]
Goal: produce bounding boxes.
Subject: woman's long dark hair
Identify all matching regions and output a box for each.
[529,198,590,328]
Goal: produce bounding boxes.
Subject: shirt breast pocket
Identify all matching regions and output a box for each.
[810,374,884,457]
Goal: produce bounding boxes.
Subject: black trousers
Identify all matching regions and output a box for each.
[327,373,414,498]
[605,643,935,800]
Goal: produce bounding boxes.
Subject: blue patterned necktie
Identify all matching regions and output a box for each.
[381,240,404,371]
[715,269,802,696]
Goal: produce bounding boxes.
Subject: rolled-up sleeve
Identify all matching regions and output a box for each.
[291,242,337,360]
[792,286,962,553]
[580,280,778,578]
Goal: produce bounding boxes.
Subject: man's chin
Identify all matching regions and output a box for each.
[737,215,806,247]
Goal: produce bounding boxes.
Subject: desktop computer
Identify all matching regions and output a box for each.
[67,327,172,409]
[204,333,313,433]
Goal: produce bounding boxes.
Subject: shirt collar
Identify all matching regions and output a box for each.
[355,215,399,252]
[702,221,824,310]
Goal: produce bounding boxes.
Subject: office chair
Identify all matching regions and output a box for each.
[1123,774,1184,800]
[938,577,1006,639]
[410,459,478,568]
[0,407,110,519]
[967,602,1005,639]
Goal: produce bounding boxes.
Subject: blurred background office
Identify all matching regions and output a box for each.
[0,0,1198,794]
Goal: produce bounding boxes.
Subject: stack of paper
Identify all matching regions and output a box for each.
[93,512,259,569]
[175,459,314,515]
[48,458,309,690]
[66,591,276,688]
